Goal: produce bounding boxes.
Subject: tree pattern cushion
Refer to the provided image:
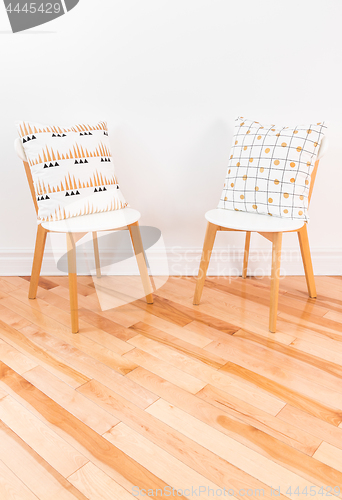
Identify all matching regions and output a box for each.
[17,120,128,223]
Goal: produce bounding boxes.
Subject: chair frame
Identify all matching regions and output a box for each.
[18,141,154,334]
[194,155,322,333]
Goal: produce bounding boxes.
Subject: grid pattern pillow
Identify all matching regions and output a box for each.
[218,117,327,220]
[17,120,128,223]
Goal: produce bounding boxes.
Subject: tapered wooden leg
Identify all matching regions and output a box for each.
[128,222,154,304]
[297,224,317,298]
[92,232,101,279]
[66,233,79,334]
[193,222,218,305]
[242,231,251,279]
[269,232,282,333]
[29,225,48,300]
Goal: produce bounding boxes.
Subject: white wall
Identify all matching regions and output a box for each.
[0,0,341,276]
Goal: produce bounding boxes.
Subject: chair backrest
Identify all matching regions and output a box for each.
[15,137,38,215]
[308,135,328,204]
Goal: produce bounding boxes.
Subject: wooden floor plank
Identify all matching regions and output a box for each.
[41,276,96,296]
[200,275,330,318]
[0,317,90,389]
[277,404,342,451]
[133,313,213,348]
[205,337,342,407]
[128,368,342,492]
[290,336,342,365]
[0,419,88,500]
[125,334,286,415]
[234,330,342,380]
[23,365,120,435]
[68,462,135,500]
[78,308,137,341]
[197,384,321,455]
[0,302,31,329]
[104,422,227,500]
[0,458,39,500]
[0,338,38,374]
[0,277,21,294]
[101,303,150,328]
[77,378,284,500]
[147,398,341,498]
[325,309,342,324]
[3,290,134,357]
[0,394,88,478]
[313,441,342,473]
[0,361,186,498]
[135,295,240,333]
[219,362,342,426]
[20,276,59,291]
[185,319,295,347]
[130,321,227,368]
[125,347,206,394]
[18,324,158,409]
[157,284,299,342]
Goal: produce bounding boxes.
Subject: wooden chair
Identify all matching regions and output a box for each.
[193,137,328,333]
[15,138,154,334]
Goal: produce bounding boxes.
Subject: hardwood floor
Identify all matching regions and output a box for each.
[0,274,341,499]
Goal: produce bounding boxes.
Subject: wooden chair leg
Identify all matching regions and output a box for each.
[128,222,154,304]
[92,232,101,279]
[29,225,48,299]
[193,222,218,305]
[269,232,282,333]
[66,233,79,334]
[242,231,251,279]
[297,224,317,298]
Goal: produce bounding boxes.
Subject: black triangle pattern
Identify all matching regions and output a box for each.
[94,186,110,193]
[23,135,36,143]
[74,159,89,164]
[65,191,81,197]
[44,162,59,168]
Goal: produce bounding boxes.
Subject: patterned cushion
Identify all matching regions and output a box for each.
[17,120,128,222]
[218,117,327,220]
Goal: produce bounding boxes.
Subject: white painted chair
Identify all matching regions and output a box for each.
[15,138,154,334]
[193,136,328,333]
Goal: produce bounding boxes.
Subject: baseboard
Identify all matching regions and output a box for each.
[0,247,341,276]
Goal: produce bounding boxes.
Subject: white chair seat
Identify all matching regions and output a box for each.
[41,207,140,233]
[205,208,305,233]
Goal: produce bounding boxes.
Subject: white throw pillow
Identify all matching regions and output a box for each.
[17,120,128,222]
[218,117,327,220]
